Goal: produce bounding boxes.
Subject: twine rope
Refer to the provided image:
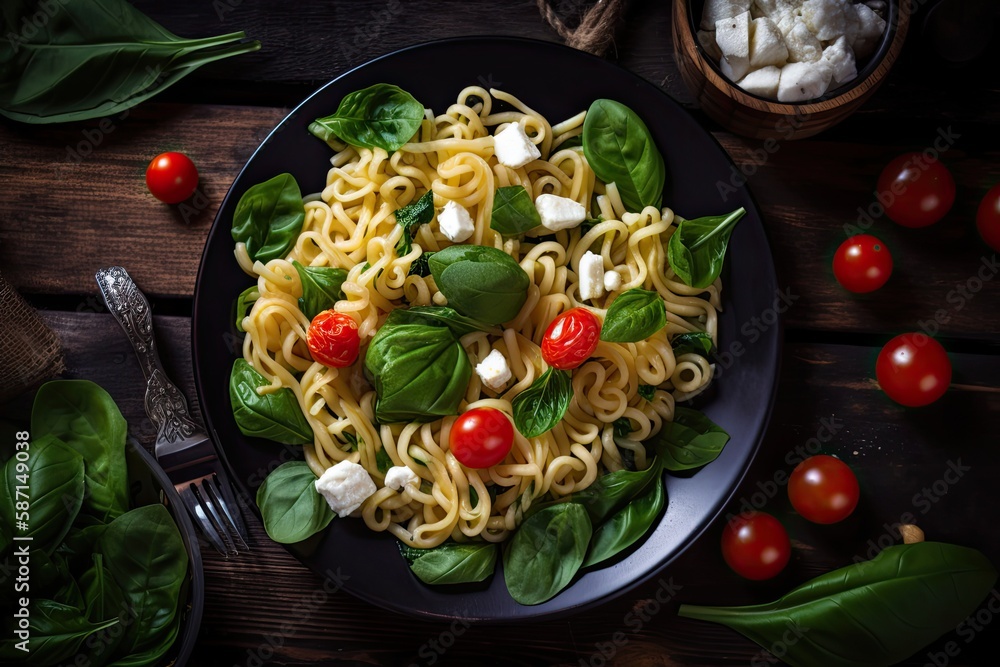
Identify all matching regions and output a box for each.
[537,0,629,56]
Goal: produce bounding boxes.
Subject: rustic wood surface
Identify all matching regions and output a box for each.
[1,1,998,665]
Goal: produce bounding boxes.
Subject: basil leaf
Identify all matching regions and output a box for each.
[584,477,666,568]
[293,261,347,321]
[231,173,306,264]
[490,185,541,236]
[671,332,715,358]
[229,359,314,445]
[582,99,665,213]
[503,503,592,605]
[395,191,435,255]
[651,407,730,472]
[398,541,498,585]
[408,251,434,277]
[566,462,660,524]
[256,461,334,543]
[613,417,632,438]
[679,542,998,667]
[667,207,746,289]
[235,285,259,333]
[429,245,530,325]
[600,288,667,342]
[309,83,424,152]
[0,0,259,124]
[0,599,118,664]
[391,306,501,338]
[638,384,656,401]
[376,447,393,474]
[512,368,573,438]
[79,554,128,662]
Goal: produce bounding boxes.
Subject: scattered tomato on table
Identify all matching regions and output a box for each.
[877,153,955,228]
[976,183,1000,252]
[876,333,952,407]
[307,310,360,368]
[721,511,791,581]
[449,407,515,469]
[145,151,199,203]
[788,455,860,524]
[833,234,893,293]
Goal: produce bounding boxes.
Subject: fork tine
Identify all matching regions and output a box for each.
[204,474,251,553]
[179,484,229,555]
[212,470,251,547]
[195,479,238,555]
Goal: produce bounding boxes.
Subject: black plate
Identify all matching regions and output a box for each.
[192,36,780,621]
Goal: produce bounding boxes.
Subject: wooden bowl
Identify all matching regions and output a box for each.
[673,1,909,140]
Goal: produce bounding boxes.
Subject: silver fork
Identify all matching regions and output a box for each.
[96,266,250,556]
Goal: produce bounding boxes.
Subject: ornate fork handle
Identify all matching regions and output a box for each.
[145,368,204,449]
[95,266,164,381]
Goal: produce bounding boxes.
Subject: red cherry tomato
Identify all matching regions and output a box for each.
[307,310,360,368]
[976,183,1000,252]
[876,333,952,407]
[833,234,893,293]
[788,455,860,524]
[541,308,600,370]
[721,511,790,581]
[145,152,199,204]
[876,153,955,228]
[449,407,515,469]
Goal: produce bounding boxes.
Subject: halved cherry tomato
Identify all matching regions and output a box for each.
[721,511,790,581]
[541,307,600,370]
[976,183,1000,252]
[307,310,360,368]
[788,455,860,524]
[449,407,514,469]
[876,333,951,407]
[833,234,893,293]
[876,153,955,228]
[145,151,199,204]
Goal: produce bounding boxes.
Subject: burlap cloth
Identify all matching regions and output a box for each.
[537,0,629,56]
[0,270,64,401]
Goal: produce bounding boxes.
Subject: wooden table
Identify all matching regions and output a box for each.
[2,1,998,665]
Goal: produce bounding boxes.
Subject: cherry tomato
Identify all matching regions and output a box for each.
[976,183,1000,252]
[449,407,514,469]
[721,511,791,581]
[307,310,360,368]
[876,333,952,407]
[788,455,860,524]
[833,234,893,293]
[145,152,199,204]
[876,153,955,228]
[541,307,600,370]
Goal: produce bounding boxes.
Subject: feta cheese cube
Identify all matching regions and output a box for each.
[783,19,823,63]
[578,251,606,302]
[603,269,623,293]
[384,465,419,492]
[752,0,797,20]
[535,194,586,231]
[438,200,475,243]
[749,17,788,67]
[777,60,833,102]
[698,30,723,62]
[801,0,849,41]
[475,349,512,390]
[737,65,782,98]
[315,460,377,517]
[851,3,887,59]
[823,35,857,84]
[493,122,540,169]
[700,0,751,31]
[716,11,752,81]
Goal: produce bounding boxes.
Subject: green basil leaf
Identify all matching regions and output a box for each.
[429,245,530,325]
[490,185,542,236]
[0,599,118,664]
[512,368,573,438]
[231,173,306,264]
[638,384,657,401]
[0,0,259,124]
[679,542,998,667]
[613,417,632,438]
[651,407,730,472]
[671,331,715,358]
[293,261,348,321]
[584,476,666,568]
[56,523,108,572]
[398,541,498,585]
[79,554,127,665]
[29,549,71,597]
[536,460,660,525]
[395,191,435,255]
[309,83,424,152]
[503,503,592,605]
[389,306,501,338]
[600,288,667,342]
[580,216,603,233]
[408,251,434,277]
[256,461,334,542]
[667,207,746,288]
[235,285,259,333]
[582,99,665,213]
[229,359,314,445]
[376,447,393,474]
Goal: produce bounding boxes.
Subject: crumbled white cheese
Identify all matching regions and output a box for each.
[738,65,782,98]
[493,123,540,169]
[801,0,849,41]
[384,465,419,492]
[315,460,377,517]
[578,251,606,302]
[823,35,857,84]
[850,2,886,59]
[603,269,623,293]
[783,19,823,62]
[716,11,752,81]
[749,17,788,68]
[777,60,833,102]
[701,0,751,30]
[535,194,586,231]
[438,200,475,243]
[475,349,512,390]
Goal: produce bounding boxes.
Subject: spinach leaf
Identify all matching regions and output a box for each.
[600,288,667,343]
[651,407,730,472]
[551,461,660,524]
[398,541,498,585]
[637,384,657,401]
[395,191,435,255]
[0,0,259,124]
[429,245,530,325]
[392,306,500,337]
[293,261,348,320]
[256,461,334,542]
[31,380,129,522]
[408,251,434,277]
[309,83,424,152]
[235,285,260,333]
[0,599,118,664]
[679,542,998,667]
[103,619,180,667]
[231,173,305,264]
[667,208,746,289]
[79,554,127,665]
[229,359,314,445]
[584,477,666,568]
[503,503,592,605]
[57,523,108,574]
[582,99,665,213]
[511,368,573,438]
[490,185,542,236]
[672,332,715,358]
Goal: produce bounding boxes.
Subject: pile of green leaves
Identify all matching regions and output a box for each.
[309,84,424,152]
[0,381,189,666]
